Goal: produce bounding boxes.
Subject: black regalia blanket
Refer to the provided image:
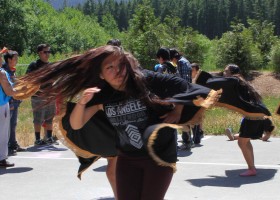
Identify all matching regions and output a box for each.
[193,70,272,118]
[206,77,272,118]
[53,70,221,178]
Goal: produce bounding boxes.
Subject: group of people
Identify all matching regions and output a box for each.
[155,47,204,150]
[0,44,57,167]
[0,40,278,200]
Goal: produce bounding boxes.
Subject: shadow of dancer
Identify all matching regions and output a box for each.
[186,168,277,188]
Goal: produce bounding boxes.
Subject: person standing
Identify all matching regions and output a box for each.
[155,48,178,75]
[2,50,25,155]
[26,44,56,145]
[0,47,16,167]
[169,48,192,82]
[170,49,194,149]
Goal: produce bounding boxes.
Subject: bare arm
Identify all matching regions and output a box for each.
[0,70,16,96]
[69,87,102,130]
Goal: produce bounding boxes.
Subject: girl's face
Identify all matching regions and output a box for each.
[100,54,127,91]
[223,66,232,77]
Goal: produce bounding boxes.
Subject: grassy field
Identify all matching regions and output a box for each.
[16,96,280,147]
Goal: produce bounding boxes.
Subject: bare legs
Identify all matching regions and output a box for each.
[106,157,117,199]
[237,137,257,176]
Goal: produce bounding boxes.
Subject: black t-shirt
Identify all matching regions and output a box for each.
[26,59,49,74]
[104,97,150,156]
[26,59,49,96]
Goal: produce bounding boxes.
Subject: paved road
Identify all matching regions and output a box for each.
[1,135,279,200]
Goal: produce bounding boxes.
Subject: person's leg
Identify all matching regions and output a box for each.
[238,137,256,176]
[192,125,202,144]
[180,130,192,150]
[225,128,240,141]
[0,103,14,167]
[8,105,17,149]
[141,160,173,200]
[31,97,44,144]
[225,128,234,141]
[262,131,271,141]
[106,157,117,199]
[44,103,56,144]
[8,102,24,151]
[0,104,10,160]
[116,155,144,200]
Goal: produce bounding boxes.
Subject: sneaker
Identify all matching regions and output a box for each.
[45,137,59,145]
[0,159,15,167]
[15,144,26,152]
[225,128,234,141]
[16,146,26,152]
[8,148,17,156]
[179,141,193,151]
[34,139,47,146]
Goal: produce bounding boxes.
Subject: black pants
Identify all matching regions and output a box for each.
[116,154,173,200]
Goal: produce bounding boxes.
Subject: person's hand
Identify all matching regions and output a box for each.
[77,87,100,105]
[160,104,183,123]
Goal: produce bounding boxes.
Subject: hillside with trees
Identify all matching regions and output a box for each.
[1,0,280,74]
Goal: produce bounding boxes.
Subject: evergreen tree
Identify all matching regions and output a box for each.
[126,0,161,68]
[0,0,27,54]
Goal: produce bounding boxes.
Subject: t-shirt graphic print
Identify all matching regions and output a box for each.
[104,98,148,151]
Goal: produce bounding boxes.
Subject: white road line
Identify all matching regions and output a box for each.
[12,156,77,160]
[12,156,280,168]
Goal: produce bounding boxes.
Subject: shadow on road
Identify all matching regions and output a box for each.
[186,168,278,188]
[93,165,107,172]
[26,145,68,152]
[0,167,33,175]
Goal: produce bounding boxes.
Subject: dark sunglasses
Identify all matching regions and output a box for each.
[43,51,51,54]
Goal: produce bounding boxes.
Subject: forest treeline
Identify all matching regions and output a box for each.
[1,0,280,73]
[81,0,280,39]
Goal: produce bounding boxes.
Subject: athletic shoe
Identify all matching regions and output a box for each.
[15,144,26,152]
[34,139,47,146]
[0,159,15,167]
[45,137,59,145]
[8,148,17,156]
[179,141,194,151]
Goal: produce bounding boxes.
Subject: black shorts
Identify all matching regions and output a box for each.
[239,118,274,139]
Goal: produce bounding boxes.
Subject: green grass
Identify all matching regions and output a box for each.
[203,96,280,135]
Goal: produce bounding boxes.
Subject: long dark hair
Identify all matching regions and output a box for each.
[16,45,159,107]
[226,64,262,103]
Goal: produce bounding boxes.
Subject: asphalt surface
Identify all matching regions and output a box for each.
[1,135,280,200]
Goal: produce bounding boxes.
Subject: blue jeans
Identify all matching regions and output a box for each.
[8,100,21,149]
